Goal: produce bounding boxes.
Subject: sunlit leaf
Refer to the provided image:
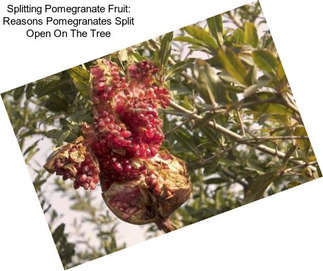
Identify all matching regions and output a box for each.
[233,28,244,44]
[207,15,224,48]
[159,32,173,66]
[244,22,258,48]
[69,66,90,97]
[218,48,247,85]
[252,49,277,74]
[184,25,218,51]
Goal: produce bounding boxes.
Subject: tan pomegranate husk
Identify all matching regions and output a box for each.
[102,150,191,227]
[44,136,99,176]
[44,137,86,173]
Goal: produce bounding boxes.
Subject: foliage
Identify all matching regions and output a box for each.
[1,2,320,269]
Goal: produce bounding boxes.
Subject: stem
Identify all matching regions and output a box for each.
[155,218,177,233]
[236,109,245,136]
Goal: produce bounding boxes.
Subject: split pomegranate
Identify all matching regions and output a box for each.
[44,59,191,232]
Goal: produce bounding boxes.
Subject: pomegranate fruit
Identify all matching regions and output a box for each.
[102,150,191,230]
[44,59,191,232]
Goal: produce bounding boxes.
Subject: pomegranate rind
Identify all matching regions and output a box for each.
[102,150,191,225]
[102,179,157,225]
[44,136,100,190]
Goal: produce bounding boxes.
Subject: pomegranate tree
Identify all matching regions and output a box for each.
[44,59,191,232]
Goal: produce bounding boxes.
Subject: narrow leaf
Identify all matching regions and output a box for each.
[252,50,277,74]
[184,25,218,51]
[204,178,228,184]
[282,145,297,167]
[243,172,276,204]
[244,22,258,48]
[58,130,70,146]
[13,86,25,100]
[159,32,173,66]
[69,66,90,97]
[207,15,224,48]
[218,49,247,85]
[233,28,244,44]
[174,36,205,47]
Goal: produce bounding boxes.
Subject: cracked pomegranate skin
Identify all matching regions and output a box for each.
[44,137,100,190]
[101,150,191,225]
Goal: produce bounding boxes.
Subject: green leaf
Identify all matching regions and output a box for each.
[218,72,244,86]
[294,126,310,157]
[204,178,228,184]
[174,36,205,47]
[282,145,297,167]
[207,15,224,48]
[196,61,222,105]
[203,161,219,175]
[174,131,200,157]
[250,102,292,118]
[23,139,42,156]
[34,179,46,191]
[276,59,286,81]
[13,86,25,100]
[181,95,194,111]
[26,84,34,99]
[46,129,63,139]
[218,49,247,85]
[233,28,244,44]
[129,51,147,62]
[69,66,90,97]
[184,25,218,51]
[244,22,258,48]
[243,172,277,204]
[252,50,277,74]
[34,77,66,98]
[52,223,65,243]
[245,65,257,85]
[43,96,69,112]
[257,114,271,125]
[159,32,173,66]
[58,130,70,146]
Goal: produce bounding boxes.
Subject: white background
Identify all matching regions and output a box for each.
[1,0,323,270]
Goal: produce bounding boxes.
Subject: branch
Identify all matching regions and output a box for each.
[227,11,243,29]
[246,135,309,141]
[169,100,317,172]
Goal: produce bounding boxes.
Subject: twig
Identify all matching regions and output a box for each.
[236,109,245,136]
[169,100,317,172]
[283,161,318,174]
[165,115,195,135]
[246,135,309,141]
[227,11,243,29]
